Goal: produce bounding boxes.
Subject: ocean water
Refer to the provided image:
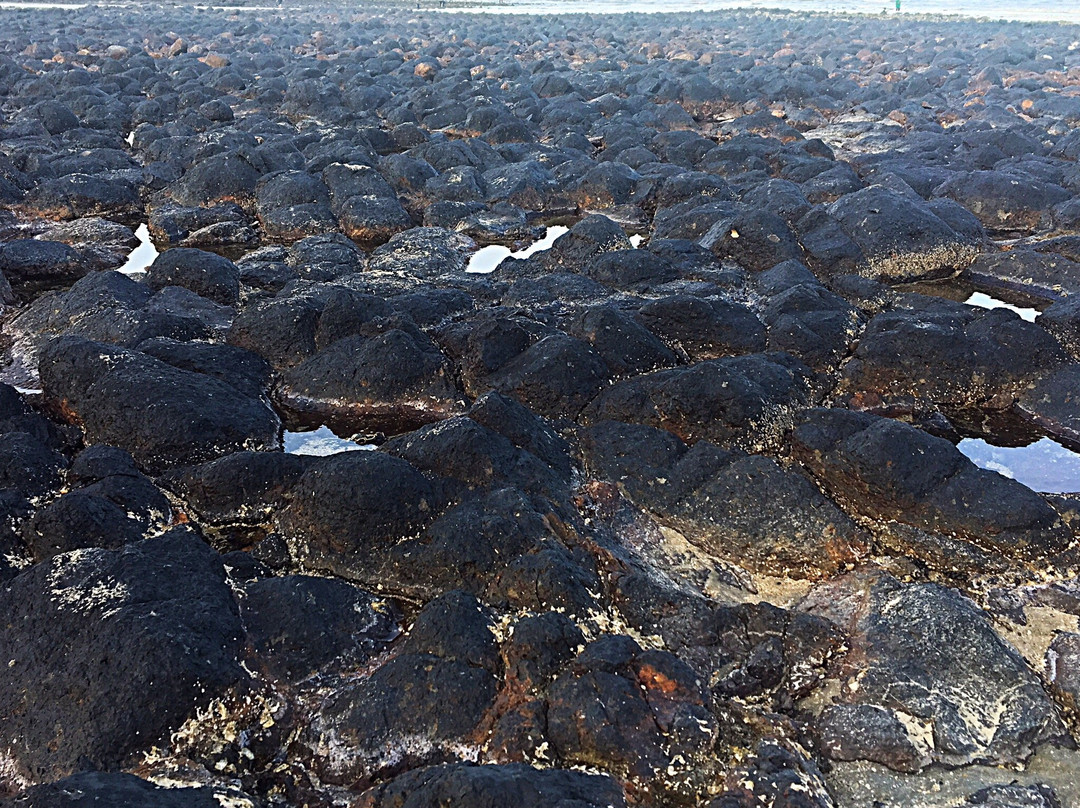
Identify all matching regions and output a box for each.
[435,0,1080,23]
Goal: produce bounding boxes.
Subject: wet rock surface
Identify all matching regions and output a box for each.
[3,4,1080,807]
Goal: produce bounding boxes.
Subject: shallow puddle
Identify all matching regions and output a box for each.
[964,291,1040,322]
[465,225,569,274]
[958,436,1080,494]
[117,224,158,276]
[283,425,376,456]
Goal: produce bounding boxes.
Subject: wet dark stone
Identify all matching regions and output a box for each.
[0,430,66,505]
[383,416,567,501]
[485,333,611,422]
[355,763,626,808]
[275,329,464,436]
[276,450,441,582]
[568,305,678,378]
[581,249,679,291]
[792,408,1070,564]
[828,185,979,280]
[1039,297,1080,361]
[545,634,721,802]
[145,248,240,306]
[936,170,1071,234]
[703,208,804,273]
[581,421,865,578]
[636,295,767,360]
[761,282,863,370]
[837,302,1066,412]
[0,239,91,297]
[168,152,260,208]
[39,337,281,474]
[161,450,311,544]
[304,596,499,786]
[0,529,246,782]
[0,772,223,808]
[804,570,1066,769]
[817,704,928,773]
[136,338,272,400]
[238,575,400,682]
[584,352,819,452]
[794,205,866,276]
[1015,364,1080,450]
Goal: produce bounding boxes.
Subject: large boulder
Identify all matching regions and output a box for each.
[356,763,626,808]
[828,186,979,281]
[791,408,1071,567]
[584,352,819,452]
[39,338,280,473]
[0,529,246,784]
[804,570,1066,770]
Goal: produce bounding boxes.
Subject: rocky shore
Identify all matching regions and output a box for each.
[1,3,1080,807]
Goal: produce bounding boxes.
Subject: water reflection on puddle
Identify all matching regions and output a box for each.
[964,291,1040,323]
[465,225,569,274]
[117,224,158,276]
[959,436,1080,494]
[283,425,376,456]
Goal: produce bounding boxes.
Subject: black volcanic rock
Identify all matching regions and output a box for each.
[0,529,246,782]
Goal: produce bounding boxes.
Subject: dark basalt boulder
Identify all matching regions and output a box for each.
[1039,297,1080,361]
[367,227,475,280]
[581,421,865,578]
[1015,364,1080,450]
[702,208,804,273]
[304,591,500,786]
[569,305,679,378]
[964,249,1080,303]
[0,431,67,502]
[383,416,568,501]
[791,408,1071,564]
[24,174,140,224]
[256,170,338,241]
[793,205,866,276]
[706,742,834,808]
[836,302,1066,412]
[160,450,312,547]
[276,450,441,582]
[275,329,465,436]
[0,529,246,783]
[0,239,92,297]
[145,247,240,306]
[237,575,400,682]
[584,352,819,452]
[827,185,979,281]
[486,334,611,421]
[148,203,251,248]
[760,282,863,371]
[0,772,223,808]
[355,763,626,808]
[136,338,271,401]
[804,570,1066,770]
[39,337,281,473]
[544,634,722,803]
[168,152,260,208]
[636,295,767,360]
[466,391,573,479]
[336,194,414,249]
[581,249,679,291]
[936,170,1071,234]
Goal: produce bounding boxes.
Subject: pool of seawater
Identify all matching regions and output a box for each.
[466,225,570,274]
[465,225,645,274]
[283,425,377,456]
[958,436,1080,494]
[963,291,1040,322]
[117,224,158,276]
